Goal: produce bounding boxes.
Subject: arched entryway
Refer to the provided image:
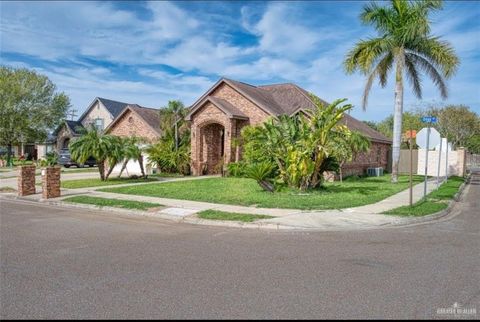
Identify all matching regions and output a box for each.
[200,122,225,175]
[62,138,70,150]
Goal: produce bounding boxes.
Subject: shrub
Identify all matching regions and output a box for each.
[227,162,247,177]
[244,162,275,192]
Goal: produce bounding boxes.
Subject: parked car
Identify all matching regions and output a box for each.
[58,149,96,168]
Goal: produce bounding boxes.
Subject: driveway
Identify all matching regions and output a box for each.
[1,171,479,319]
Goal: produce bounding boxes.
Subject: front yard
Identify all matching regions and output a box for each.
[100,175,424,210]
[61,177,158,189]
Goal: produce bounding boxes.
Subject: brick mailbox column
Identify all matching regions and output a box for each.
[17,165,36,196]
[42,166,61,199]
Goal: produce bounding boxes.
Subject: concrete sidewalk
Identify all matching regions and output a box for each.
[1,176,452,231]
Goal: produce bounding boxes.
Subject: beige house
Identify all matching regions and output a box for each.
[54,97,129,151]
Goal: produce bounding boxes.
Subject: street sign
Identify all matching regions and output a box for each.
[416,127,441,149]
[421,116,437,123]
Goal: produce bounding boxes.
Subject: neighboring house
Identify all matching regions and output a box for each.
[105,104,162,176]
[105,104,161,142]
[186,78,392,176]
[54,97,129,151]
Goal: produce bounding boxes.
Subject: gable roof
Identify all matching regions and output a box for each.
[53,120,85,137]
[104,104,161,136]
[78,97,129,123]
[185,96,248,121]
[187,78,391,144]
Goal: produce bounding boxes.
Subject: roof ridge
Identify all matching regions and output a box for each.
[97,97,129,105]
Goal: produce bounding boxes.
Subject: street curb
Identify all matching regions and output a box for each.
[0,176,469,231]
[388,175,470,227]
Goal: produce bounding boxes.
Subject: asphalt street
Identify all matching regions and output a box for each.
[1,172,479,319]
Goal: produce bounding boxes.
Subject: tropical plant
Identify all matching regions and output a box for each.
[40,151,59,167]
[242,96,353,191]
[244,162,275,192]
[0,66,70,166]
[117,137,146,178]
[69,127,123,181]
[146,100,190,174]
[344,0,459,182]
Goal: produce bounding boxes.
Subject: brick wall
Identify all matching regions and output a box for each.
[42,166,61,199]
[108,109,159,142]
[211,83,270,125]
[341,142,390,177]
[17,165,36,196]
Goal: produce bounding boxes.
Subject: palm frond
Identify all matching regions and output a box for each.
[404,53,423,99]
[406,52,448,99]
[408,36,459,78]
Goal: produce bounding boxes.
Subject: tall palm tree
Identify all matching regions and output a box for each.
[344,0,459,182]
[161,100,186,151]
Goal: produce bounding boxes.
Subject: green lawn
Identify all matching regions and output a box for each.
[100,175,424,210]
[61,177,158,189]
[62,195,163,210]
[383,176,464,217]
[197,210,274,222]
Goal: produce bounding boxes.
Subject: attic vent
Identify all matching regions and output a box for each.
[128,116,134,123]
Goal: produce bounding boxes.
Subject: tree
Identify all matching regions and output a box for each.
[146,100,190,174]
[427,104,480,148]
[344,0,459,183]
[117,137,147,178]
[375,111,425,140]
[69,127,122,181]
[243,97,353,191]
[161,100,187,151]
[466,135,480,154]
[0,66,70,165]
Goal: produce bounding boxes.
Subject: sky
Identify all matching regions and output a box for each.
[1,0,479,122]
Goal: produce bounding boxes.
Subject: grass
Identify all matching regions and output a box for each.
[62,196,163,210]
[61,167,99,173]
[61,177,158,189]
[100,175,424,210]
[383,176,464,217]
[149,172,184,178]
[197,210,274,222]
[0,187,16,193]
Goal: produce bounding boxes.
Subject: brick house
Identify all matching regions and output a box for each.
[54,97,129,151]
[186,78,391,176]
[104,104,161,142]
[104,104,161,176]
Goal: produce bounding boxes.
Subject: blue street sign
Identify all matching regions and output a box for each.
[421,116,437,123]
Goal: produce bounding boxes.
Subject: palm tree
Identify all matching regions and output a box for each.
[117,137,146,178]
[344,0,459,182]
[69,127,122,181]
[161,100,187,151]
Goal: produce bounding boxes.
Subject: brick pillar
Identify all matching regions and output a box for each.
[42,166,61,199]
[17,165,36,196]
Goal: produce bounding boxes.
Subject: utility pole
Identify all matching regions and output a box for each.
[67,109,78,121]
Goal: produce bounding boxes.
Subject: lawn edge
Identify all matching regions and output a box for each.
[387,175,469,226]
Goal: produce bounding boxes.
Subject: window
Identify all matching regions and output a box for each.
[95,118,104,131]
